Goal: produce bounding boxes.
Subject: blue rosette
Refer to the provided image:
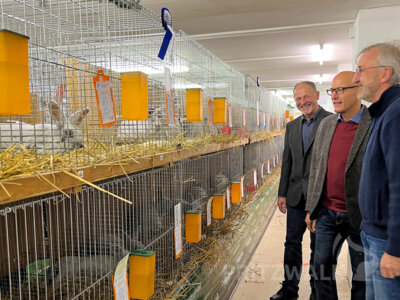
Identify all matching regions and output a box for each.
[158,7,174,60]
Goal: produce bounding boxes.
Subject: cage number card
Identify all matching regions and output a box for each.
[261,162,264,178]
[240,176,244,197]
[263,112,266,128]
[112,253,130,300]
[93,70,116,127]
[226,187,231,210]
[228,104,233,128]
[207,197,212,227]
[253,169,257,186]
[174,203,182,259]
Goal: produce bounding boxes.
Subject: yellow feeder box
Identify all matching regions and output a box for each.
[186,88,203,122]
[231,183,242,203]
[185,210,202,243]
[121,71,148,120]
[213,97,227,124]
[212,195,225,219]
[0,30,30,115]
[129,249,156,300]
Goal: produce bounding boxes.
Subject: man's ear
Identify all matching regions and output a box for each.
[381,67,393,84]
[316,91,320,101]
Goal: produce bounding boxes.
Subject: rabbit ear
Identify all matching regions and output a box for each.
[48,100,64,124]
[69,108,90,126]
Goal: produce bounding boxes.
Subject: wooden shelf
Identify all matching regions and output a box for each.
[0,138,251,205]
[0,133,285,205]
[249,131,284,144]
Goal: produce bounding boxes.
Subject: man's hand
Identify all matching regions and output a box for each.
[305,212,316,232]
[277,197,287,214]
[381,252,400,278]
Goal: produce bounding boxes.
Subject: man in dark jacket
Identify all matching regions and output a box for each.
[353,42,400,299]
[271,81,331,300]
[305,71,369,300]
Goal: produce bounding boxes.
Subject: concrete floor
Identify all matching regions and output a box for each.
[231,209,351,300]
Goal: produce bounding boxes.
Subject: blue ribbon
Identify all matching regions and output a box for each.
[158,8,173,60]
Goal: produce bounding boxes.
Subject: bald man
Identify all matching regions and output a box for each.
[305,71,369,300]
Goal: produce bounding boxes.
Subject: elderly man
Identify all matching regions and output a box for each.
[272,81,331,300]
[353,42,400,300]
[305,71,369,300]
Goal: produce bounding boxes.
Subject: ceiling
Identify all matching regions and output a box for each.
[141,0,400,104]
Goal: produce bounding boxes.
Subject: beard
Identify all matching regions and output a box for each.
[298,103,314,117]
[357,75,380,102]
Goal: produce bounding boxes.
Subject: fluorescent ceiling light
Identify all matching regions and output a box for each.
[311,44,332,65]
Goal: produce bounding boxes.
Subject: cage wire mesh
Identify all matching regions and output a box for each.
[208,151,230,195]
[0,136,284,299]
[0,0,287,174]
[0,0,288,298]
[228,146,243,183]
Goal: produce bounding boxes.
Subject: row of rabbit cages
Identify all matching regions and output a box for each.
[0,137,283,300]
[0,0,287,186]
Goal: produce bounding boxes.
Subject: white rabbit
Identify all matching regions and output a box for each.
[0,101,89,154]
[117,107,163,141]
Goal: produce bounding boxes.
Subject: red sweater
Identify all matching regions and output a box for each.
[322,122,359,212]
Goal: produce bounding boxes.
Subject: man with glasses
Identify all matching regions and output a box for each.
[353,42,400,300]
[305,71,369,300]
[272,81,331,300]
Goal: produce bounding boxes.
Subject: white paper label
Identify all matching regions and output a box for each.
[261,162,264,178]
[242,108,246,127]
[96,81,116,124]
[253,169,257,186]
[226,187,231,210]
[166,90,175,127]
[240,176,244,197]
[267,160,271,174]
[256,102,260,126]
[165,67,173,91]
[174,203,182,258]
[228,105,233,128]
[263,112,266,128]
[207,198,212,226]
[113,253,130,300]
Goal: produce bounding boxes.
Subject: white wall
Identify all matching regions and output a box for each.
[351,5,400,63]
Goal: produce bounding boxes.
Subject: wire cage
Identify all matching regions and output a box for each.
[228,146,244,183]
[0,181,136,299]
[0,1,287,298]
[208,151,230,195]
[0,0,287,177]
[0,136,284,299]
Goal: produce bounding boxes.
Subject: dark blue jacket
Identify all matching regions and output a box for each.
[359,85,400,257]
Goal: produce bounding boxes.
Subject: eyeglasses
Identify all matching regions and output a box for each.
[326,86,358,96]
[355,65,386,74]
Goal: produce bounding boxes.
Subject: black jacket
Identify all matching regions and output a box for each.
[278,107,332,207]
